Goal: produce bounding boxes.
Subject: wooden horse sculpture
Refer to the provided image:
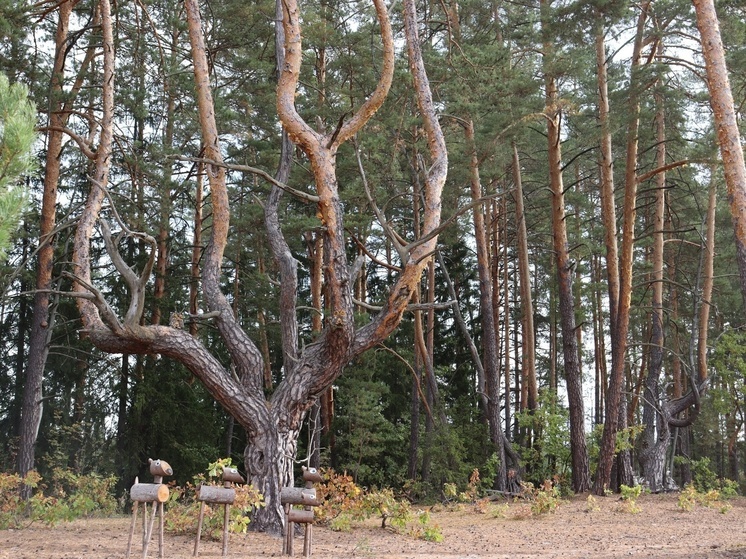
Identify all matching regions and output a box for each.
[126,458,173,559]
[281,466,323,557]
[193,466,245,557]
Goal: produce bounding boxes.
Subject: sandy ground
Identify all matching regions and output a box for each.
[2,493,746,558]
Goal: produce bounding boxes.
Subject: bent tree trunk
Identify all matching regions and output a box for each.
[70,0,446,535]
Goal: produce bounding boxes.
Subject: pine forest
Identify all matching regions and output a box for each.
[2,0,746,536]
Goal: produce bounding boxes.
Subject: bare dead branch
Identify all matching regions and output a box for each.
[377,343,433,422]
[347,229,402,273]
[636,159,689,183]
[353,139,406,260]
[404,190,509,254]
[171,155,319,203]
[62,271,123,334]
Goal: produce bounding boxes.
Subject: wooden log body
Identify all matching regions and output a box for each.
[280,487,319,506]
[197,484,236,504]
[287,509,314,524]
[130,483,170,503]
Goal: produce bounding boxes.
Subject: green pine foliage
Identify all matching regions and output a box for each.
[0,72,35,257]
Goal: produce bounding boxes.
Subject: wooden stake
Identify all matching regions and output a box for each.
[126,501,139,558]
[158,503,165,558]
[143,501,158,558]
[222,503,230,556]
[193,501,206,556]
[303,523,311,557]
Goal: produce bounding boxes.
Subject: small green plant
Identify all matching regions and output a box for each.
[490,502,510,518]
[619,484,642,514]
[362,488,412,530]
[585,494,600,512]
[677,484,733,514]
[442,469,481,505]
[675,456,720,492]
[677,484,698,512]
[473,498,489,514]
[49,469,118,518]
[443,482,458,502]
[315,469,443,541]
[314,469,363,527]
[165,458,264,540]
[520,480,562,516]
[0,469,118,529]
[411,510,443,542]
[719,478,739,500]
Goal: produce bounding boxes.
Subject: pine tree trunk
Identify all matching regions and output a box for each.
[17,0,74,485]
[542,0,590,491]
[594,0,650,494]
[465,119,507,489]
[513,143,537,412]
[692,0,746,310]
[244,422,298,532]
[11,237,29,445]
[640,88,667,492]
[189,164,203,338]
[595,15,619,335]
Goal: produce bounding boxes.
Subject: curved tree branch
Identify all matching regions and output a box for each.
[185,0,265,388]
[352,0,448,354]
[331,0,394,148]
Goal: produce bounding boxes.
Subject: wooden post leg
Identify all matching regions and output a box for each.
[303,523,311,557]
[282,505,289,555]
[193,501,206,557]
[222,503,230,557]
[158,502,165,559]
[287,520,294,556]
[143,501,158,559]
[126,502,139,559]
[142,502,148,549]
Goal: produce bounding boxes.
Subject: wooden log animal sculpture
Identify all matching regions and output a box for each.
[193,466,245,557]
[281,466,323,557]
[126,458,173,559]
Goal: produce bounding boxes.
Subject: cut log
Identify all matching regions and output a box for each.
[130,483,170,503]
[197,485,236,504]
[280,487,319,506]
[287,509,314,524]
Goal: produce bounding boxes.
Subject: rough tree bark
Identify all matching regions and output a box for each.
[639,87,668,492]
[464,118,507,489]
[512,142,538,413]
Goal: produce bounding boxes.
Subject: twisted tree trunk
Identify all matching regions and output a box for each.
[69,0,446,535]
